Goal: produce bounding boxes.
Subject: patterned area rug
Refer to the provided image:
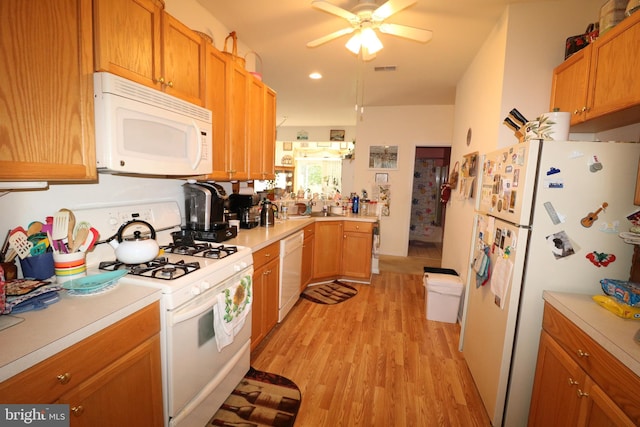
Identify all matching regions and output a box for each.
[301,280,357,304]
[208,367,301,427]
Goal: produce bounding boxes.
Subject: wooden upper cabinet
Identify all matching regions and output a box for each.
[550,11,640,132]
[93,0,163,91]
[204,44,231,181]
[549,45,591,125]
[247,78,266,180]
[161,12,206,105]
[263,87,277,180]
[226,63,249,180]
[94,0,205,106]
[0,0,96,182]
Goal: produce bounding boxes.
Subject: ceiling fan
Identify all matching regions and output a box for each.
[306,0,433,60]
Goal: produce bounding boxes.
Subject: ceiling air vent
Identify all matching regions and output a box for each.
[374,66,397,72]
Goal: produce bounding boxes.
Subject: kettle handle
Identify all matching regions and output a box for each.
[115,220,156,242]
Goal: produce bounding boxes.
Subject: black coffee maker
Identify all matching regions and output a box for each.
[229,193,260,229]
[182,181,237,242]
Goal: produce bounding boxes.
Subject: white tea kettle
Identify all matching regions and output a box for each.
[107,220,160,264]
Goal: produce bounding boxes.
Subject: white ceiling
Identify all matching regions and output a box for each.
[197,0,534,127]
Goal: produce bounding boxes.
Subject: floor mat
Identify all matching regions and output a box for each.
[207,367,301,427]
[300,280,357,304]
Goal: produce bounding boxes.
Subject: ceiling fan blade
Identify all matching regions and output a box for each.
[307,27,355,48]
[378,23,433,43]
[372,0,416,21]
[311,0,358,22]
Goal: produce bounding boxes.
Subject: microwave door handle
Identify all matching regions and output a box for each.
[190,119,203,170]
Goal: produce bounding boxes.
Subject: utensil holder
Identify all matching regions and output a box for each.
[19,252,54,280]
[53,252,86,283]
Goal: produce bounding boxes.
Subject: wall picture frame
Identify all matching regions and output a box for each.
[369,145,398,169]
[375,173,388,183]
[330,129,345,141]
[283,141,293,151]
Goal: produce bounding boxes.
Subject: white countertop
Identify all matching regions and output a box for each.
[543,291,640,376]
[0,280,161,382]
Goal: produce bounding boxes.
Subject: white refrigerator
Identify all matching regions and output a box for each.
[459,139,640,426]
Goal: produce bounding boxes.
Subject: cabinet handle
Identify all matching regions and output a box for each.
[568,378,579,386]
[264,253,271,257]
[166,80,174,88]
[576,389,589,398]
[581,106,589,113]
[576,349,590,358]
[71,405,84,416]
[56,372,71,384]
[573,109,581,115]
[157,77,165,84]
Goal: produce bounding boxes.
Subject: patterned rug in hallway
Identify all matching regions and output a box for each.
[208,367,301,427]
[300,280,357,304]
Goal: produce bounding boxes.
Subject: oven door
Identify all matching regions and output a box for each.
[166,268,252,427]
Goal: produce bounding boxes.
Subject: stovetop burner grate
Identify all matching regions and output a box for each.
[99,257,201,280]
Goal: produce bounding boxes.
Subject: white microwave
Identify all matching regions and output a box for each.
[93,72,212,176]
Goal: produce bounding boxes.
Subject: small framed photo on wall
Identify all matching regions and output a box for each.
[375,173,388,184]
[330,129,345,141]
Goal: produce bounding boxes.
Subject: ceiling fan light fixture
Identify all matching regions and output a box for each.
[345,32,362,54]
[361,27,383,54]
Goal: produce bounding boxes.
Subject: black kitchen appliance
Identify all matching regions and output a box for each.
[182,181,236,242]
[229,193,260,229]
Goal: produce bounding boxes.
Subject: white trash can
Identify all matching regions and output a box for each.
[424,272,463,323]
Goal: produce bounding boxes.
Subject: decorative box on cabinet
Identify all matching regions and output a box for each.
[528,303,639,426]
[0,0,96,182]
[251,242,280,350]
[0,303,163,426]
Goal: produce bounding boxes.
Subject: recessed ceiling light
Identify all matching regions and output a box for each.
[309,72,322,80]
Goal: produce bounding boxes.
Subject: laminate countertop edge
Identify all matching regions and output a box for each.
[543,291,640,376]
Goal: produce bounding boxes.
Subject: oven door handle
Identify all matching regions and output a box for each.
[170,295,217,326]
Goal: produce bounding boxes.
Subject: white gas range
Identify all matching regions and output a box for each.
[75,201,253,427]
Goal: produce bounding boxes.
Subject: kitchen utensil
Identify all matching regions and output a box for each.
[51,210,70,240]
[260,199,275,227]
[29,239,48,256]
[0,229,11,262]
[61,208,76,244]
[69,222,90,253]
[9,229,33,259]
[26,221,43,236]
[107,220,160,264]
[46,231,58,254]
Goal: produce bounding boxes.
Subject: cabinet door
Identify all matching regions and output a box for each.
[342,230,372,279]
[93,0,163,90]
[251,264,266,350]
[549,46,590,125]
[528,331,585,427]
[313,221,342,279]
[60,336,163,427]
[0,0,96,181]
[204,44,231,181]
[578,377,636,427]
[247,77,265,180]
[262,87,277,180]
[226,64,249,180]
[161,12,205,106]
[301,235,314,291]
[264,258,280,332]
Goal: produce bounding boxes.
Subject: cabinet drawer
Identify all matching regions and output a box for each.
[253,242,280,269]
[543,303,640,422]
[303,224,315,237]
[0,302,160,404]
[343,221,373,233]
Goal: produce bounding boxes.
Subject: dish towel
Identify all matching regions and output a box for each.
[213,275,253,352]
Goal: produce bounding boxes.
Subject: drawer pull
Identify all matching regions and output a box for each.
[264,253,271,258]
[71,405,84,416]
[56,373,71,384]
[576,349,590,358]
[576,389,589,398]
[568,378,579,386]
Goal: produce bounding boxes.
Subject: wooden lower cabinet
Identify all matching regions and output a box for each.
[342,221,373,280]
[251,242,280,351]
[312,221,343,280]
[301,224,315,291]
[528,304,638,426]
[0,303,163,426]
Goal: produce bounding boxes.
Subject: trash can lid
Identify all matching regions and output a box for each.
[425,273,463,287]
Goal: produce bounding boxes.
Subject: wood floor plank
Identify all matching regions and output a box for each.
[251,263,491,426]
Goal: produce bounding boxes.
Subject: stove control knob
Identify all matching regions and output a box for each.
[201,281,211,290]
[191,285,202,296]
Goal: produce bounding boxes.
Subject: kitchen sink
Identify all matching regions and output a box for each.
[309,211,343,217]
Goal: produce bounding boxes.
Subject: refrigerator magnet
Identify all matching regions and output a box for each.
[586,251,616,267]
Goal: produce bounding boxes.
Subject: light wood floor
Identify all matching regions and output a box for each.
[251,249,491,426]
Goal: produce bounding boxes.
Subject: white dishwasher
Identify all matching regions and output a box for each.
[278,230,304,322]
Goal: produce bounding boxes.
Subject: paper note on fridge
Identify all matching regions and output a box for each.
[491,256,514,310]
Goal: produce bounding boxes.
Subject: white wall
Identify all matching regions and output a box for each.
[354,105,455,256]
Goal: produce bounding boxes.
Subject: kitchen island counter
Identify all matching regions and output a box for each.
[543,291,640,376]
